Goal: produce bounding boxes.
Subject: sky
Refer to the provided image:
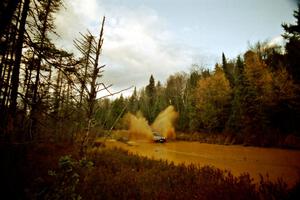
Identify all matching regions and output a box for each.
[53,0,298,97]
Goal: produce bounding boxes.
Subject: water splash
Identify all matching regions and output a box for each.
[124,111,152,140]
[125,106,178,140]
[151,106,178,139]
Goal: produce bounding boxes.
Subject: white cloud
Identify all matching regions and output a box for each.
[54,0,101,51]
[69,0,99,20]
[54,0,199,97]
[267,35,285,47]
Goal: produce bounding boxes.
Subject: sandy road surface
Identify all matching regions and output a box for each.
[105,140,300,187]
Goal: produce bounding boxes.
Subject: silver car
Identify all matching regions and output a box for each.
[153,132,166,143]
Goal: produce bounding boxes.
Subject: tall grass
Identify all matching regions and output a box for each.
[43,147,298,200]
[20,143,300,199]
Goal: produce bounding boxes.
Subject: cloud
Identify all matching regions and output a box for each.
[267,35,285,47]
[102,14,194,87]
[54,0,101,51]
[54,0,200,97]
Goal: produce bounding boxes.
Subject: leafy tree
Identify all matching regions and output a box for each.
[267,67,298,133]
[165,72,187,130]
[244,51,273,103]
[95,98,112,130]
[242,52,269,135]
[184,67,204,131]
[196,66,232,132]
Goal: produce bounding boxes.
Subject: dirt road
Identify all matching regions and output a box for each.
[105,140,300,187]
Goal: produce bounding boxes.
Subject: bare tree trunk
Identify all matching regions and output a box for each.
[10,0,30,116]
[0,6,20,109]
[0,0,20,39]
[53,56,62,116]
[80,16,105,155]
[86,16,105,133]
[53,62,62,140]
[22,63,32,113]
[30,0,52,139]
[79,37,93,105]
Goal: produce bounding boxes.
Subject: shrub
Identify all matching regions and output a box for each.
[37,147,299,200]
[44,155,93,200]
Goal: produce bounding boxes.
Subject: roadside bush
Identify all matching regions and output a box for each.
[77,148,296,200]
[27,146,299,200]
[44,155,93,200]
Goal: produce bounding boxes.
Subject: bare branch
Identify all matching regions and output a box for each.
[98,86,134,100]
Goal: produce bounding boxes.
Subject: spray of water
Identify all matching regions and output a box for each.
[124,111,153,140]
[125,106,178,140]
[151,106,178,139]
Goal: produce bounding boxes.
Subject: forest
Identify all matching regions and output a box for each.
[1,0,300,146]
[1,0,300,199]
[97,10,300,147]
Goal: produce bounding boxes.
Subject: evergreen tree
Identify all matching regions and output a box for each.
[146,75,156,103]
[0,0,20,39]
[165,73,187,130]
[184,68,203,131]
[128,87,138,113]
[226,56,245,133]
[222,53,235,88]
[153,81,167,119]
[9,0,30,116]
[281,4,300,134]
[145,75,156,122]
[282,4,300,83]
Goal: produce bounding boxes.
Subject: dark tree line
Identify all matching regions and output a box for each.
[97,5,300,145]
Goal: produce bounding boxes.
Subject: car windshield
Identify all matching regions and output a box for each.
[153,132,161,136]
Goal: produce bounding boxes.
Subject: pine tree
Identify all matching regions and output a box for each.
[222,53,235,88]
[0,0,20,39]
[185,68,202,131]
[146,75,156,103]
[9,0,30,117]
[226,56,245,133]
[282,4,300,83]
[281,5,300,133]
[128,87,138,113]
[27,0,63,139]
[145,75,156,122]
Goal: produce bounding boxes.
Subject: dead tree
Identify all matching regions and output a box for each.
[74,17,107,152]
[10,0,30,117]
[74,17,133,153]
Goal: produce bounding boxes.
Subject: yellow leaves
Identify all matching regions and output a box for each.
[244,51,296,105]
[244,51,272,100]
[271,67,296,102]
[196,69,232,109]
[195,69,232,130]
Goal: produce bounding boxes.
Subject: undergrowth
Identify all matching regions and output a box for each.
[35,146,300,200]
